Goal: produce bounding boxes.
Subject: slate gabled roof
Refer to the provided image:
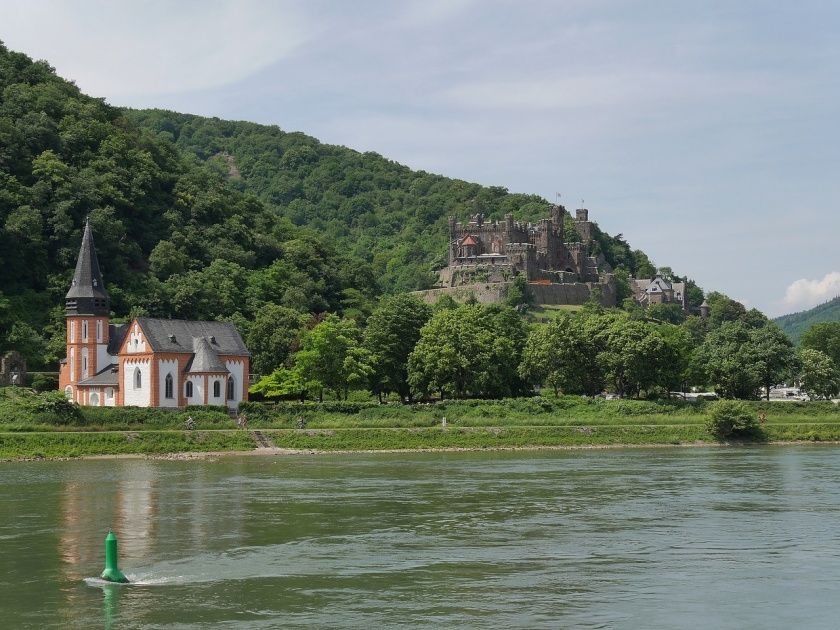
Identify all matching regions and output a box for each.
[186,336,229,374]
[78,363,120,386]
[107,323,129,355]
[134,318,249,356]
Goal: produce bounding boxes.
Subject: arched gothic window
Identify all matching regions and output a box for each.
[213,380,221,398]
[134,367,142,389]
[64,386,73,401]
[185,381,193,398]
[227,376,235,400]
[165,373,174,399]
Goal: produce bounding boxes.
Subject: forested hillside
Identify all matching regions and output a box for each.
[126,109,659,290]
[0,42,667,370]
[775,296,840,344]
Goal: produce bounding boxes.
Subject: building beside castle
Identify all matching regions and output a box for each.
[631,275,689,311]
[58,221,250,408]
[419,204,616,306]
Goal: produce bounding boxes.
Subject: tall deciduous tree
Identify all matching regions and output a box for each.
[801,322,840,368]
[408,304,526,399]
[694,321,796,399]
[798,348,840,400]
[748,323,796,400]
[246,304,308,375]
[519,314,601,395]
[596,317,667,398]
[363,294,432,401]
[294,315,371,401]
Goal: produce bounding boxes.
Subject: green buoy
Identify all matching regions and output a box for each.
[100,530,129,583]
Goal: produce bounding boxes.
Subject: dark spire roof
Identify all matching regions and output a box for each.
[65,219,110,316]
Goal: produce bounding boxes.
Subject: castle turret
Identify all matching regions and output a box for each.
[700,299,710,319]
[60,219,111,401]
[574,207,593,242]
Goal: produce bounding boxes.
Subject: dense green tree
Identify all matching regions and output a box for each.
[408,304,526,398]
[693,321,794,399]
[693,321,758,398]
[684,279,705,310]
[294,315,371,400]
[705,292,747,328]
[749,324,796,400]
[246,305,308,375]
[797,348,840,400]
[596,316,668,398]
[504,275,534,312]
[249,366,313,402]
[519,314,601,395]
[363,294,432,401]
[613,268,633,304]
[646,302,687,324]
[655,323,695,394]
[801,322,840,368]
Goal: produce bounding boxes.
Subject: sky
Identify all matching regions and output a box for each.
[3,0,839,316]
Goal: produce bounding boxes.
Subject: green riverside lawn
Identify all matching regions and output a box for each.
[2,392,840,459]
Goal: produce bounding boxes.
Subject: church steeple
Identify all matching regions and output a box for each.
[65,219,109,316]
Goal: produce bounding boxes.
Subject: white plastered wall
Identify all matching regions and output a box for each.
[127,324,147,354]
[184,375,204,406]
[123,359,151,407]
[158,359,179,408]
[225,360,245,409]
[207,374,225,406]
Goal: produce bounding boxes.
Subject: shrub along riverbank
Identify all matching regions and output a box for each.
[2,389,840,459]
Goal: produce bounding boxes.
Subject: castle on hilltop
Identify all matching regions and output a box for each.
[443,205,603,285]
[419,204,616,306]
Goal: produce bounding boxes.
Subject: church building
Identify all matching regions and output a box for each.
[58,221,250,408]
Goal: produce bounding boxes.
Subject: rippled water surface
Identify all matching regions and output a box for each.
[2,447,840,628]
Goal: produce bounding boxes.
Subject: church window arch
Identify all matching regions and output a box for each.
[82,320,88,341]
[213,380,221,398]
[90,392,100,407]
[64,386,73,401]
[185,381,193,398]
[134,367,142,389]
[227,376,235,400]
[165,373,174,399]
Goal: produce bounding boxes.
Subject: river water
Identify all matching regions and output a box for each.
[2,447,840,628]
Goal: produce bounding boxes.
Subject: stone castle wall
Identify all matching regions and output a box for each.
[415,279,616,307]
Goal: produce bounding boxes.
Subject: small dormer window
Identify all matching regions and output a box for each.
[169,334,177,343]
[210,336,217,344]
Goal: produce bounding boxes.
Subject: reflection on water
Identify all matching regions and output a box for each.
[2,447,840,628]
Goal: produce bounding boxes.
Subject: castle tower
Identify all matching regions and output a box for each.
[59,219,111,401]
[574,208,593,242]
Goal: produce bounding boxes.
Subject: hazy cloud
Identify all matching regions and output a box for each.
[783,272,840,312]
[1,0,312,98]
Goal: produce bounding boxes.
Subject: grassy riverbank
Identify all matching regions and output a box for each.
[2,390,840,460]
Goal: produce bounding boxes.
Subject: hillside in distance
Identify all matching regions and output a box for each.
[774,295,840,344]
[126,109,660,292]
[0,41,669,368]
